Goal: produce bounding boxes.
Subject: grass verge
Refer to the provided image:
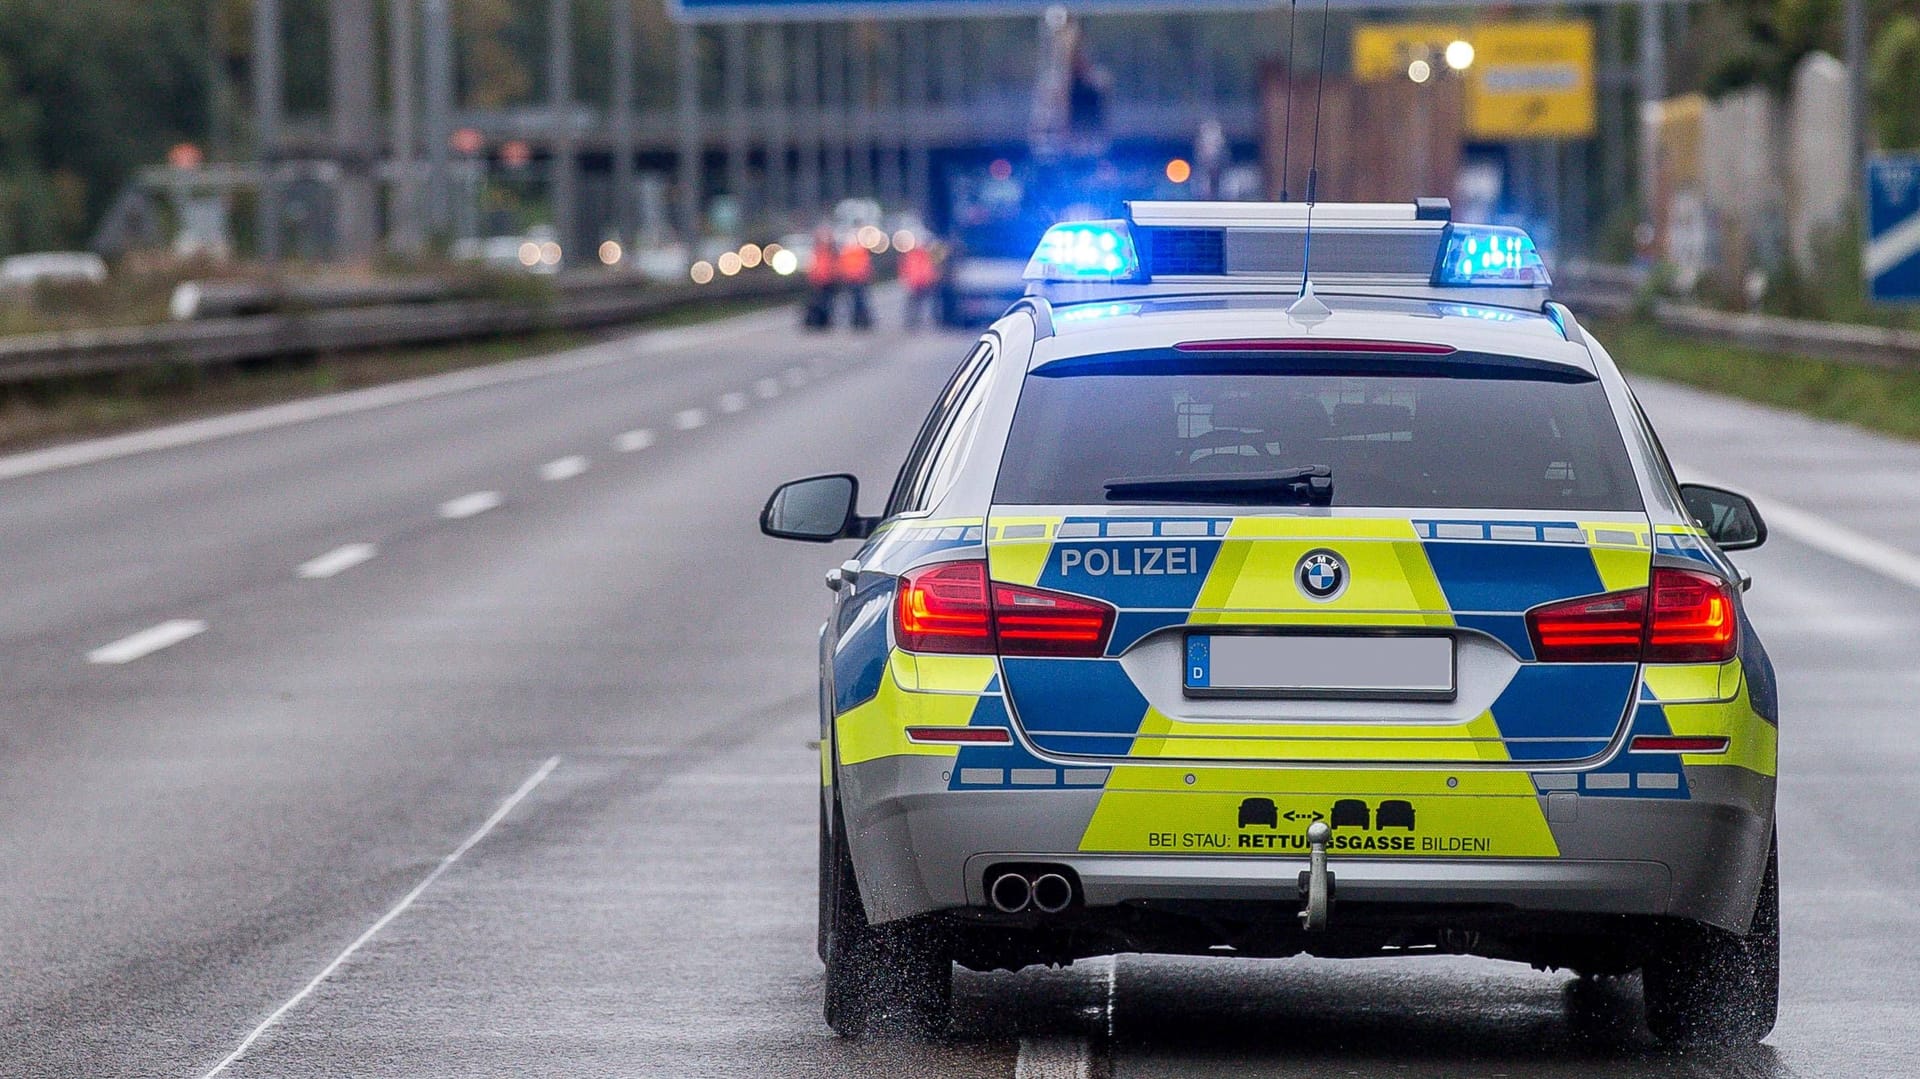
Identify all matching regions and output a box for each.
[1598,317,1920,443]
[0,296,784,455]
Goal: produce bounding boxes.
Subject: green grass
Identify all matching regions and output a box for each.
[0,295,785,454]
[1597,318,1920,443]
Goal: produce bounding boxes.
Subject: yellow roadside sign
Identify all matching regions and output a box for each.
[1351,23,1464,82]
[1350,19,1596,139]
[1468,21,1595,139]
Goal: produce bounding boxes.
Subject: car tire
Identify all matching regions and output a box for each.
[822,799,953,1039]
[1642,831,1780,1047]
[817,793,832,964]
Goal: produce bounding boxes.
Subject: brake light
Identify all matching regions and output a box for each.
[1526,568,1737,664]
[895,561,993,654]
[894,561,1114,658]
[1647,568,1738,662]
[1528,589,1646,662]
[1173,338,1455,355]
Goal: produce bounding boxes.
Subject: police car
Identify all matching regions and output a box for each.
[761,200,1779,1046]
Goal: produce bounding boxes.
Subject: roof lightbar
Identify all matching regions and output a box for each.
[1126,199,1451,229]
[1022,200,1551,298]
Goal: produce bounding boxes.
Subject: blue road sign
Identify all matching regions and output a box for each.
[671,0,1271,21]
[1868,154,1920,304]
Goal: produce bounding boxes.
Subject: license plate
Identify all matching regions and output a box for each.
[1184,633,1456,701]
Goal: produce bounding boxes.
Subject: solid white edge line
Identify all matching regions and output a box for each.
[1014,1036,1094,1079]
[614,429,655,453]
[0,308,790,483]
[1682,467,1920,591]
[540,455,588,482]
[674,408,706,430]
[296,543,377,580]
[199,755,561,1079]
[87,619,209,664]
[438,491,503,519]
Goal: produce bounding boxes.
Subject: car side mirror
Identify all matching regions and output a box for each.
[1679,483,1767,551]
[760,474,873,542]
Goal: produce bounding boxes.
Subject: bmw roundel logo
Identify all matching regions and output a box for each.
[1296,550,1348,601]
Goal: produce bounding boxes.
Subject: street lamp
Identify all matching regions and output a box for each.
[1444,39,1475,71]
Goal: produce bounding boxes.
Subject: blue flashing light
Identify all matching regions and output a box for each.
[1024,221,1142,283]
[1433,225,1550,288]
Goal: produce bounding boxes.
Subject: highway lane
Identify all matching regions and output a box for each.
[2,306,1916,1077]
[0,302,1011,1077]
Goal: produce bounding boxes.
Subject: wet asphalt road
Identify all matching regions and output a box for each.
[0,302,1914,1078]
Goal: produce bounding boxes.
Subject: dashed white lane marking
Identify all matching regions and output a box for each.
[198,756,561,1079]
[1015,1036,1094,1079]
[754,377,781,399]
[1684,467,1920,592]
[296,543,377,580]
[718,392,747,414]
[674,408,706,430]
[438,491,503,519]
[614,428,655,453]
[540,455,588,482]
[784,366,809,388]
[87,619,208,664]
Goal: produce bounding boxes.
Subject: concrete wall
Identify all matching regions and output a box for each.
[1646,52,1854,285]
[1788,52,1853,267]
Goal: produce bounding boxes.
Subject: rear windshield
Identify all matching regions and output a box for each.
[993,358,1644,511]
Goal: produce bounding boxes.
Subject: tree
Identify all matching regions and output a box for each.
[0,0,208,254]
[1871,14,1920,149]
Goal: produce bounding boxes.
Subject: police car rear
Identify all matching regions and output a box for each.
[762,200,1780,1047]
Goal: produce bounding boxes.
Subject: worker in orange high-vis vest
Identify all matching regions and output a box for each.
[900,238,942,329]
[803,225,839,330]
[836,237,874,330]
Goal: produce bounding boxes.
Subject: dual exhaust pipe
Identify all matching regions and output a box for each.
[988,868,1076,914]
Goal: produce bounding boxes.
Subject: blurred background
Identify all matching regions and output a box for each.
[1,0,1916,328]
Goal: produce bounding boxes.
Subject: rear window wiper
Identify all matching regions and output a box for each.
[1103,465,1333,505]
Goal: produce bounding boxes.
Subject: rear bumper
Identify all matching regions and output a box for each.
[839,755,1773,935]
[962,852,1672,913]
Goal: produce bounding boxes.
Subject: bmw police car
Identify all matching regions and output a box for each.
[761,200,1779,1046]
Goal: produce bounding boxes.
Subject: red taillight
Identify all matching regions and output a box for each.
[894,560,1114,658]
[1647,567,1738,663]
[895,561,994,654]
[1528,589,1647,662]
[905,726,1014,744]
[1526,568,1737,664]
[992,581,1115,657]
[1630,735,1730,753]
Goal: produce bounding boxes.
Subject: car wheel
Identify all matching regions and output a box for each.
[822,798,953,1039]
[1642,831,1780,1047]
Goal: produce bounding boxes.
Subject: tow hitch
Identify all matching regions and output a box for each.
[1298,820,1334,931]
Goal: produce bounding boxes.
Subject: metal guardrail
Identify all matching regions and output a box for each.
[0,272,806,384]
[1555,262,1920,370]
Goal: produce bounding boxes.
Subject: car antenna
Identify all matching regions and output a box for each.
[1278,0,1300,201]
[1288,0,1334,323]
